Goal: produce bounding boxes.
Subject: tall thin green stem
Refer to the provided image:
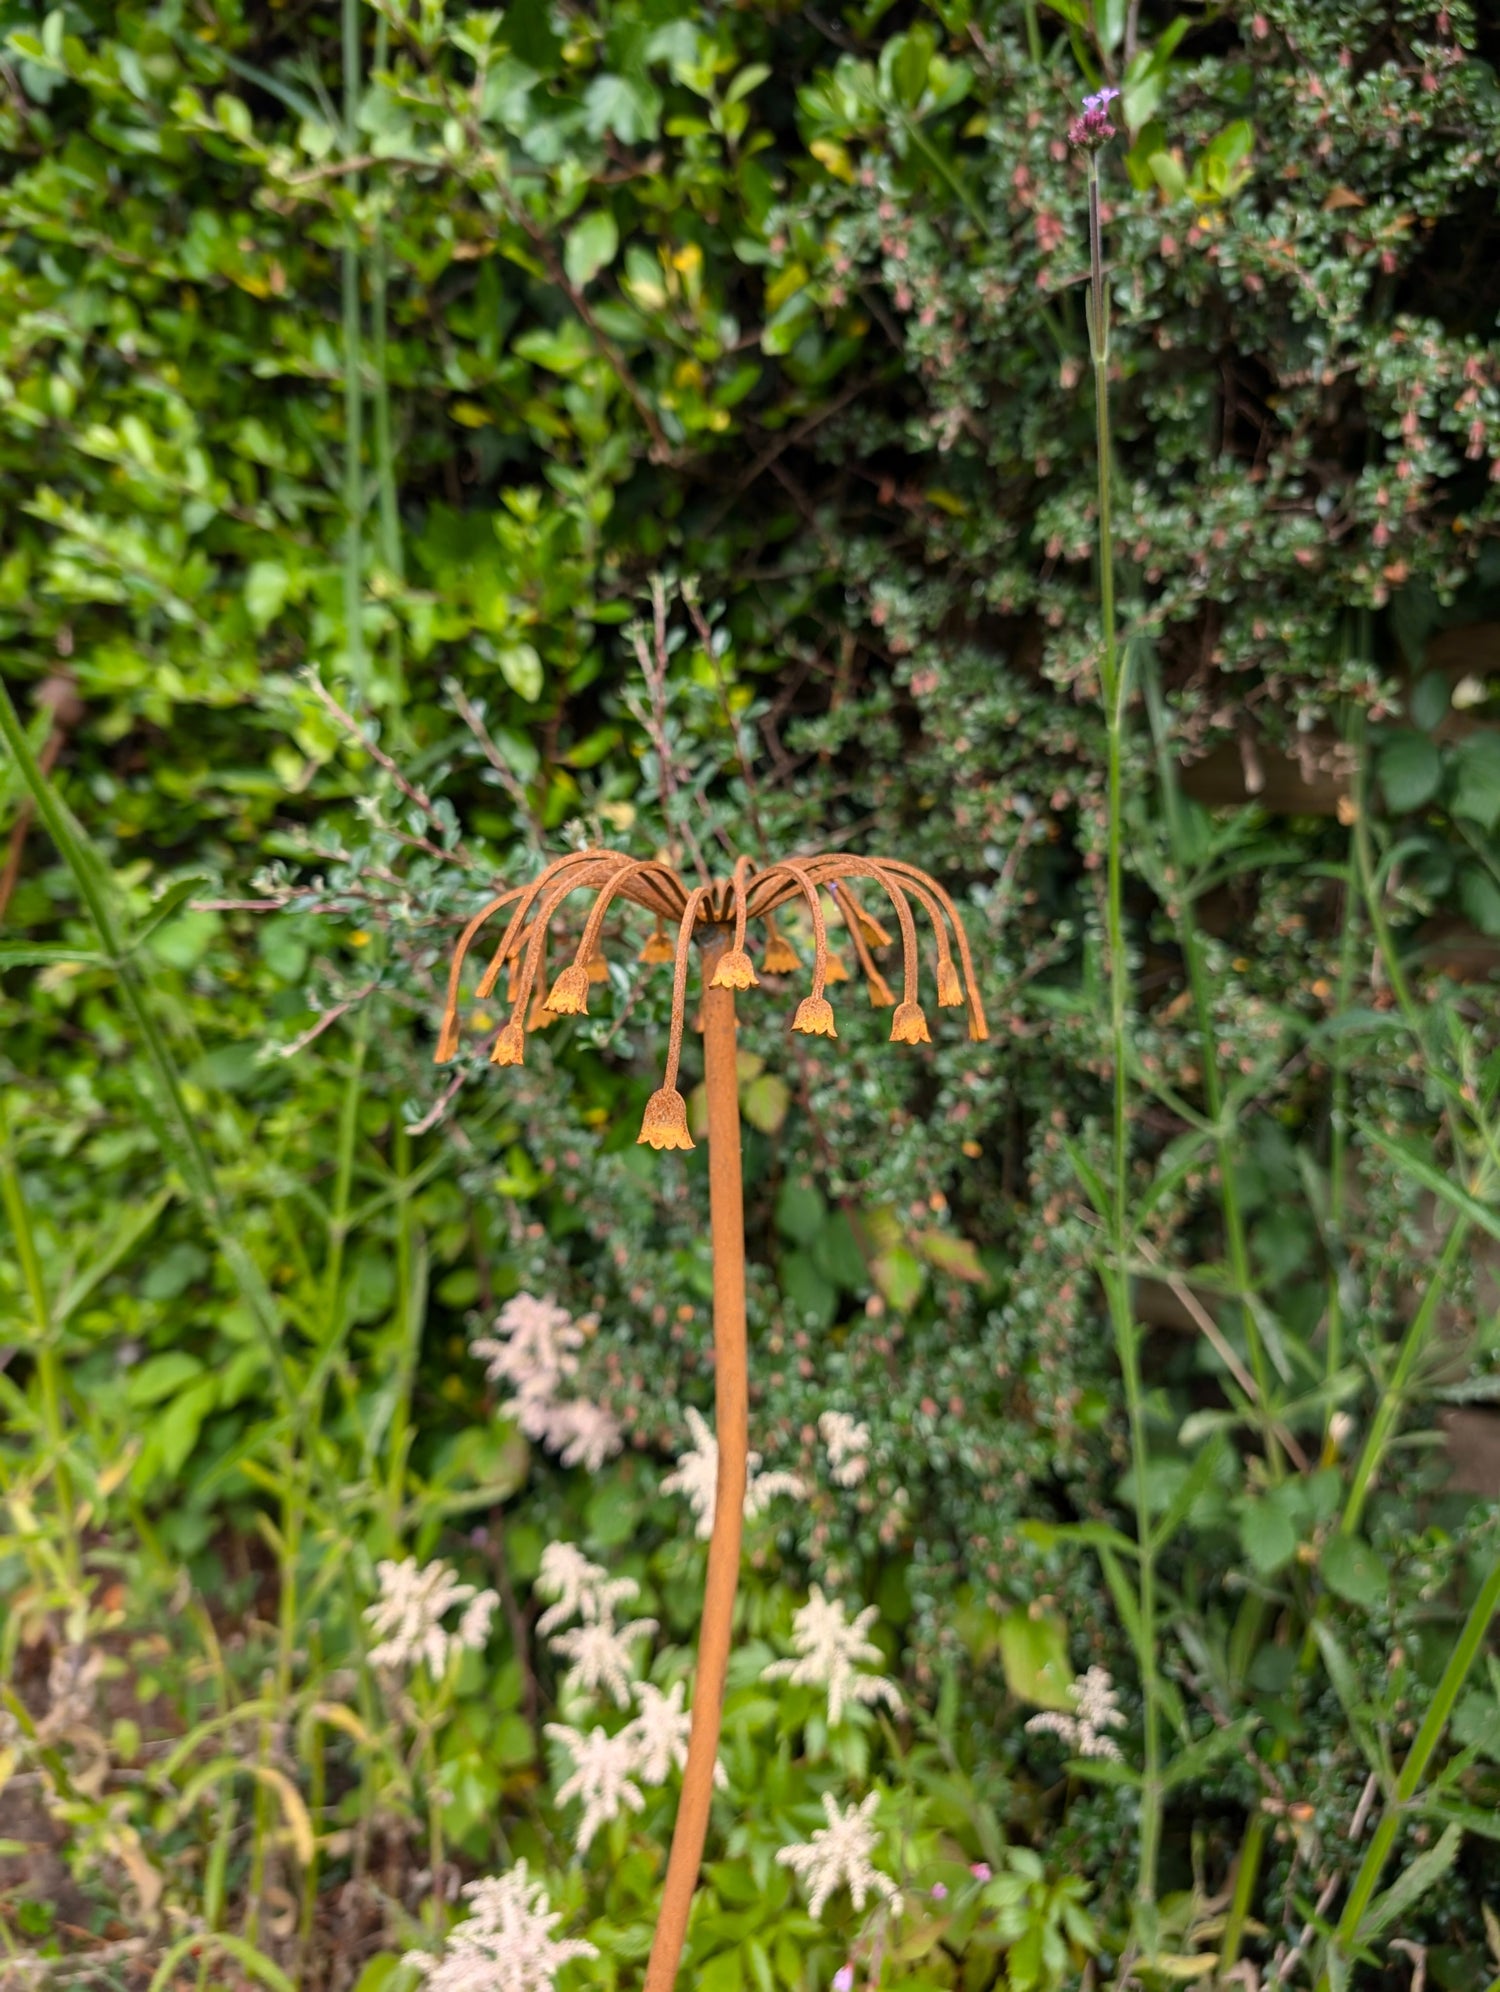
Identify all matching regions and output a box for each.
[0,1100,80,1586]
[1086,148,1161,1919]
[1318,1555,1500,1986]
[0,674,292,1412]
[342,0,367,702]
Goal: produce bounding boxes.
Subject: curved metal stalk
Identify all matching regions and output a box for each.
[644,926,747,1992]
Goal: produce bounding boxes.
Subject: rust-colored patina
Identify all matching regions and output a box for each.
[435,846,987,1990]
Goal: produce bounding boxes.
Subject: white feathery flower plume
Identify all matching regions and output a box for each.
[776,1792,898,1919]
[661,1406,806,1541]
[472,1293,582,1408]
[540,1399,624,1472]
[365,1557,498,1677]
[762,1586,902,1725]
[1025,1666,1126,1761]
[535,1543,640,1637]
[550,1614,657,1707]
[547,1722,645,1852]
[626,1680,728,1789]
[472,1295,622,1474]
[819,1410,871,1487]
[404,1860,596,1992]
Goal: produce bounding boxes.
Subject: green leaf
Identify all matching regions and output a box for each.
[497,643,543,702]
[774,1179,826,1245]
[1378,730,1442,813]
[244,559,290,631]
[1356,1823,1462,1944]
[1320,1533,1388,1609]
[741,1072,790,1134]
[0,944,109,969]
[134,875,213,946]
[563,210,619,289]
[871,1244,925,1312]
[997,1608,1073,1710]
[1452,733,1500,831]
[780,1248,836,1328]
[912,1228,987,1285]
[55,1189,174,1326]
[1410,671,1451,730]
[1238,1494,1297,1576]
[513,320,596,375]
[125,1352,204,1406]
[1459,865,1500,938]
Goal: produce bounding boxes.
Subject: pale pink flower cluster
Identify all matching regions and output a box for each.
[539,1541,725,1850]
[661,1406,805,1540]
[545,1722,646,1851]
[1025,1666,1127,1760]
[404,1861,596,1992]
[535,1542,654,1708]
[776,1792,898,1918]
[763,1586,902,1725]
[472,1292,622,1472]
[364,1557,498,1678]
[819,1409,871,1487]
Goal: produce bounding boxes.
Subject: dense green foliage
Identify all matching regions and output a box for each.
[3,0,1500,1985]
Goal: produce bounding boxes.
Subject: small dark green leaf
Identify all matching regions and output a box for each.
[1378,730,1442,813]
[1453,733,1500,832]
[1320,1532,1388,1609]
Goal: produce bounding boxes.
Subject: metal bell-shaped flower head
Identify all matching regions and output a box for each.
[432,841,988,1082]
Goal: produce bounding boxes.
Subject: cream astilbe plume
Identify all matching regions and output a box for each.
[364,1558,498,1677]
[819,1410,871,1488]
[762,1586,902,1726]
[546,1722,646,1852]
[661,1406,805,1541]
[776,1792,899,1919]
[550,1613,658,1708]
[471,1293,582,1409]
[1025,1666,1126,1761]
[534,1543,640,1637]
[626,1680,729,1790]
[404,1861,597,1992]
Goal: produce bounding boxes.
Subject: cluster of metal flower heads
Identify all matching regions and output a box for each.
[436,848,987,1151]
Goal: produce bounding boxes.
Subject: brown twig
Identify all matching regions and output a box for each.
[699,375,871,539]
[306,671,475,868]
[1132,1234,1312,1472]
[488,1510,542,1752]
[626,581,712,885]
[276,984,378,1059]
[442,674,541,835]
[681,588,769,855]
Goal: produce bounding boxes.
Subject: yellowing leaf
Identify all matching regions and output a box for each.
[810,138,855,183]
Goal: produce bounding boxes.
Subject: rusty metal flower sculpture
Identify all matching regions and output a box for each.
[435,846,986,1991]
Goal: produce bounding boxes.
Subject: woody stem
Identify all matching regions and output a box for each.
[644,928,747,1992]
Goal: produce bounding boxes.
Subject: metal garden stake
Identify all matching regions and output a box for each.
[436,846,986,1989]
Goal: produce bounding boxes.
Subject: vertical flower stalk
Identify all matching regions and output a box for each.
[1075,89,1163,1919]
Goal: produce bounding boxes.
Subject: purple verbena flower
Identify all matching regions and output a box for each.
[931,1882,949,1901]
[1069,84,1120,150]
[833,1967,856,1992]
[971,1861,993,1881]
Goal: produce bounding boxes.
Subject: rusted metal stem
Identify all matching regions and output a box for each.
[643,927,747,1992]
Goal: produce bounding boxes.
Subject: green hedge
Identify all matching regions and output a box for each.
[3,0,1500,1973]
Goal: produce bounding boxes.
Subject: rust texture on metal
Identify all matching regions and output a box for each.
[434,845,987,1986]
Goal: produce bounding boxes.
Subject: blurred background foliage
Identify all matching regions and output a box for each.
[3,0,1500,1984]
